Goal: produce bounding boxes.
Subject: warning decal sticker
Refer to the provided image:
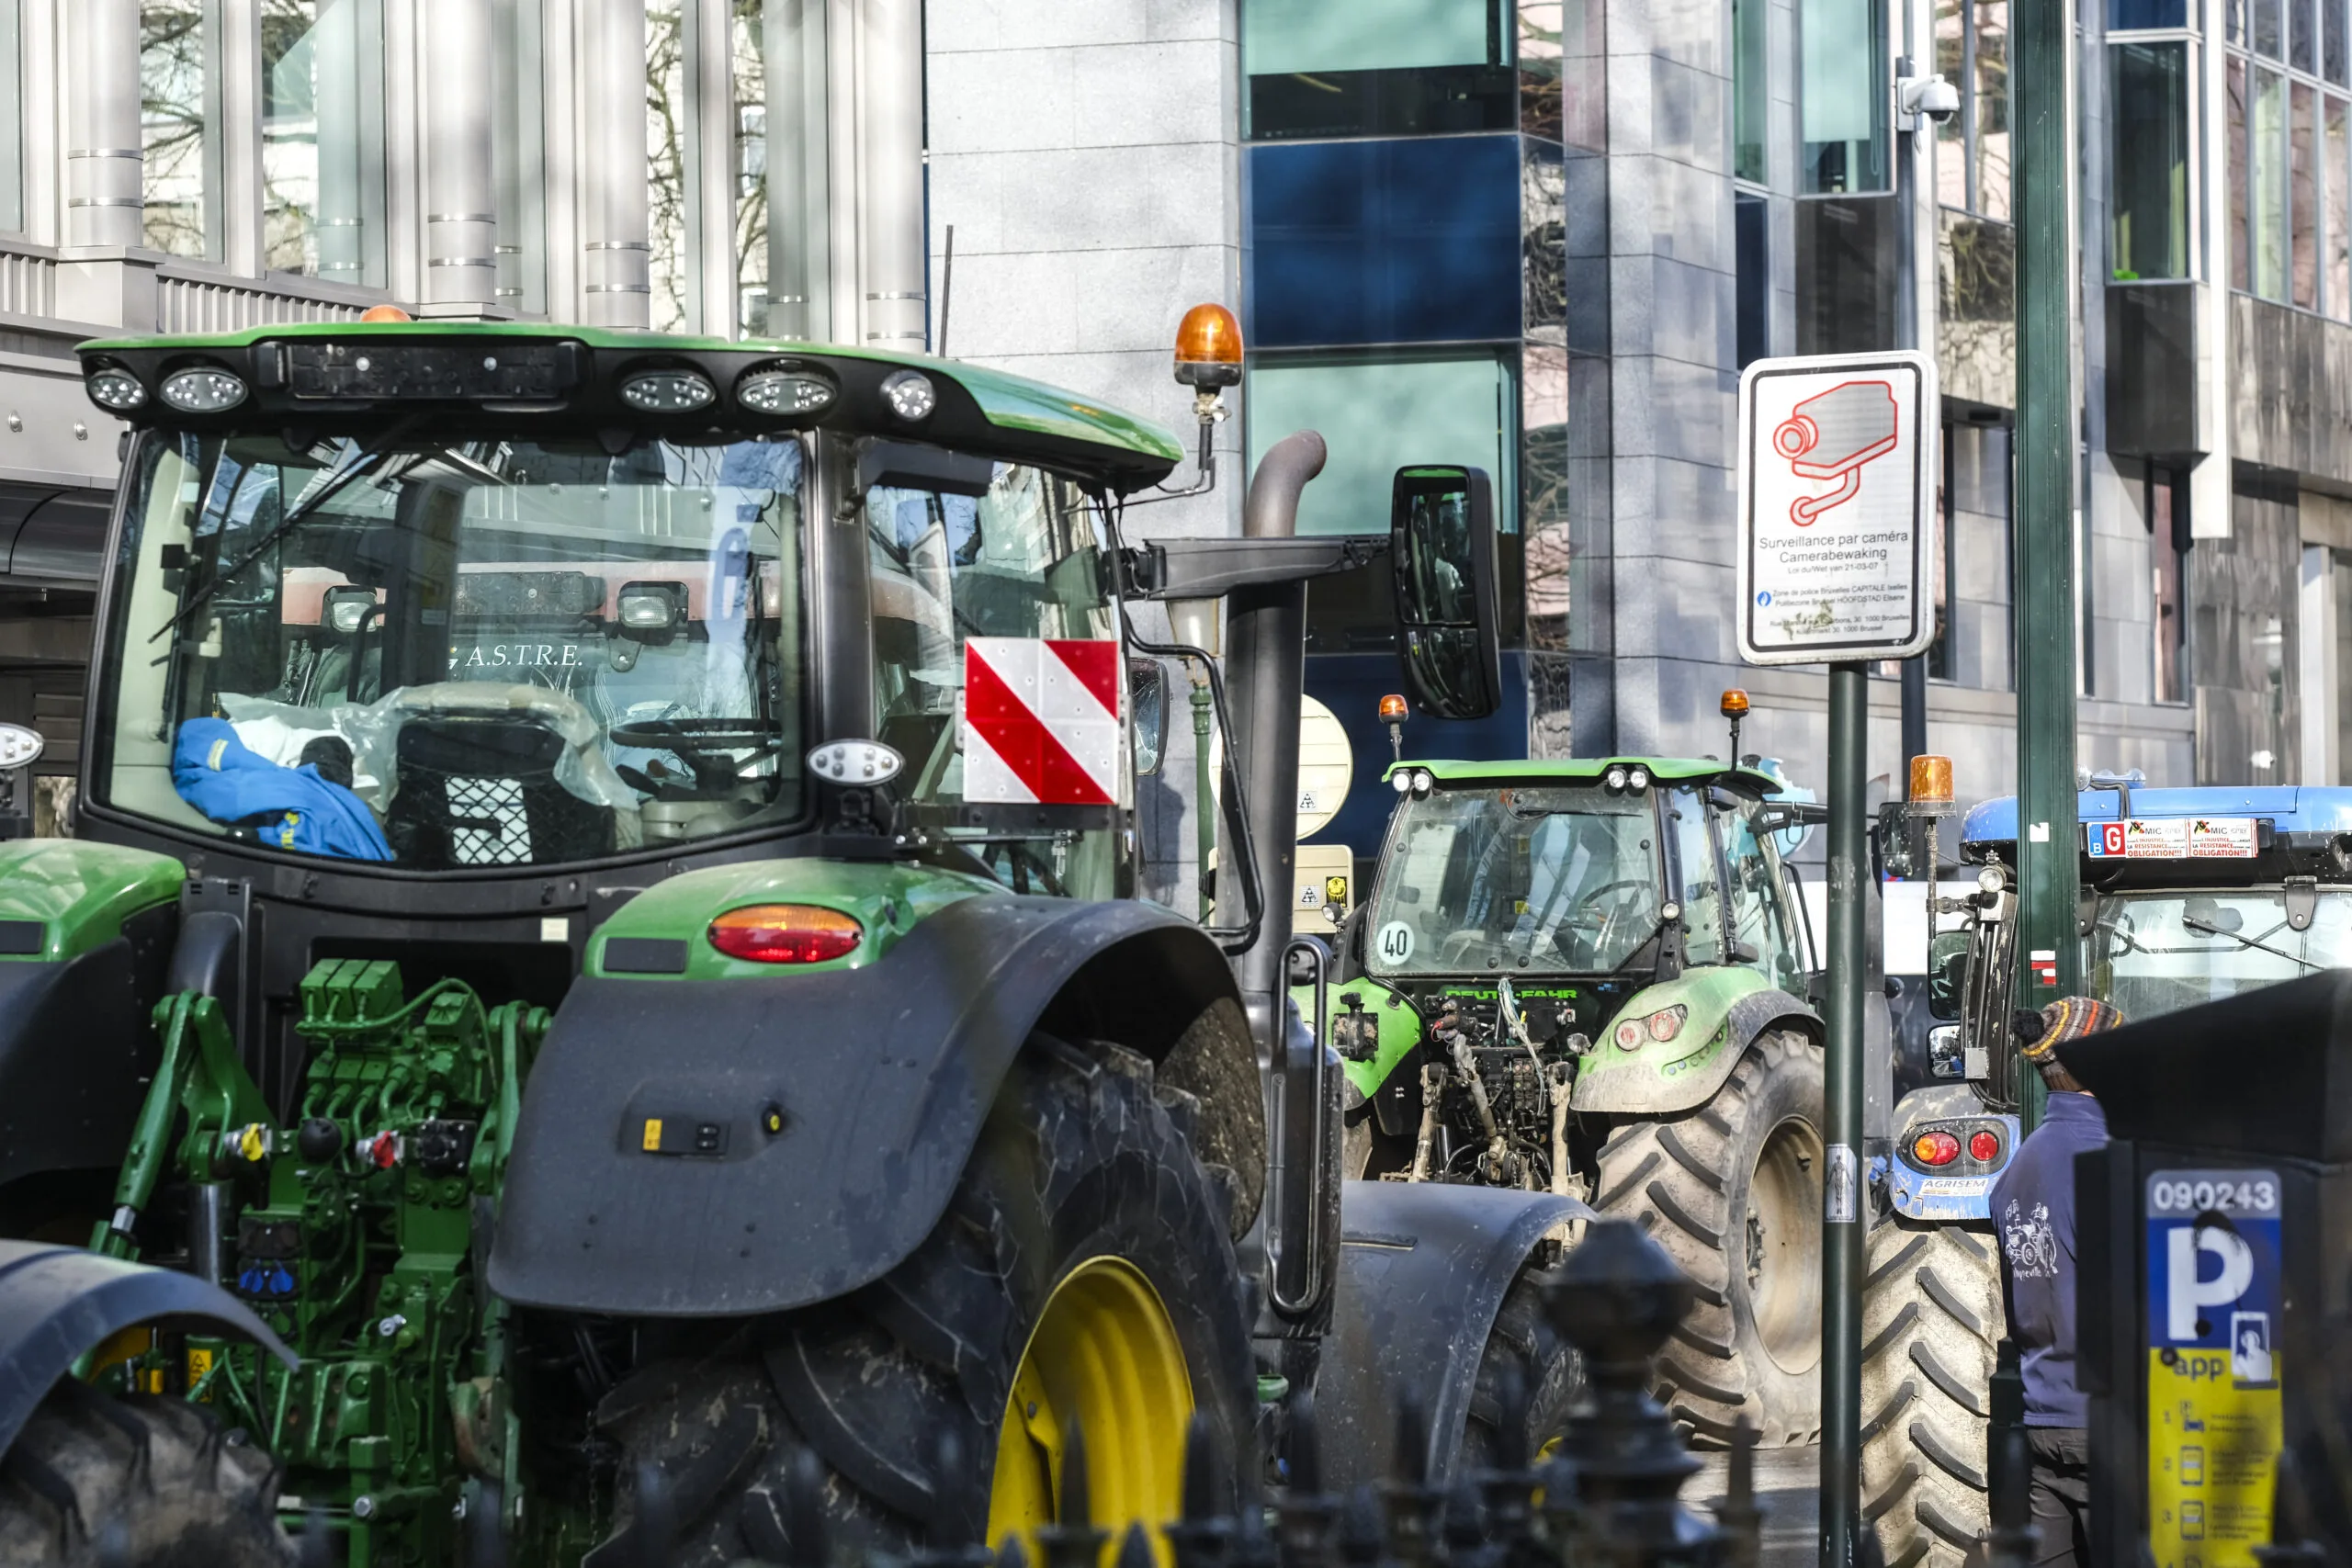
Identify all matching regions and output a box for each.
[963,637,1123,806]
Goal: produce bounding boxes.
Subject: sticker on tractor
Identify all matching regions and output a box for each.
[2089,817,2258,860]
[2144,1168,2282,1568]
[1374,921,1415,964]
[962,637,1122,806]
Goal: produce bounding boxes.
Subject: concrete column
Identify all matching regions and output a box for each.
[855,0,925,350]
[2300,543,2338,786]
[422,0,496,310]
[65,0,142,249]
[581,0,651,328]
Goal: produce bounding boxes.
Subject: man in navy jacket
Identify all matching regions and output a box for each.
[1987,995,2120,1568]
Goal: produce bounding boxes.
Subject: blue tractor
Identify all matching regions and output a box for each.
[1865,774,2352,1565]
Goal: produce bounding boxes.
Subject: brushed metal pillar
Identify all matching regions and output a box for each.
[581,0,650,328]
[422,0,494,310]
[856,0,924,350]
[65,0,141,248]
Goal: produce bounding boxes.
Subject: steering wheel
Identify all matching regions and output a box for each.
[608,716,788,754]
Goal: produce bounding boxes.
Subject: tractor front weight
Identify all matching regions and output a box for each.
[93,958,558,1566]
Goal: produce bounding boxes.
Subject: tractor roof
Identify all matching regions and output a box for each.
[1383,758,1789,793]
[75,321,1185,491]
[1961,786,2352,846]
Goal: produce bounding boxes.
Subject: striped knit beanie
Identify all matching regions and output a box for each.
[2015,995,2124,1063]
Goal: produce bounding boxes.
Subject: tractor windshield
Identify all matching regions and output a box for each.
[1364,786,1662,975]
[2085,887,2352,1020]
[95,430,808,866]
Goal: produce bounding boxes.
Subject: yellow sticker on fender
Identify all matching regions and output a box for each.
[186,1346,214,1400]
[641,1118,662,1152]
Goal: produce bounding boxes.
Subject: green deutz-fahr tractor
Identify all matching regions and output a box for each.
[0,317,1589,1565]
[1307,755,1828,1449]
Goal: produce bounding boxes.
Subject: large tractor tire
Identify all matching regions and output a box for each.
[1590,1027,1825,1447]
[1861,1219,2001,1567]
[593,1033,1257,1568]
[0,1379,292,1567]
[1457,1267,1585,1469]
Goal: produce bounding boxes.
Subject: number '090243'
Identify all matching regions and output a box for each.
[2150,1179,2275,1213]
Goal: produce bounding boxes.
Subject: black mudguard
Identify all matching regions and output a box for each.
[1316,1180,1592,1489]
[0,1241,294,1454]
[0,909,175,1200]
[488,895,1259,1316]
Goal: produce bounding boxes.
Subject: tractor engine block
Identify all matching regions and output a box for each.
[117,960,547,1567]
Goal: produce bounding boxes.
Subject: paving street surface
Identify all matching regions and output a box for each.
[1686,1444,1820,1566]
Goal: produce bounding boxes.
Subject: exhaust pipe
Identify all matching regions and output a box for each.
[1226,431,1327,1049]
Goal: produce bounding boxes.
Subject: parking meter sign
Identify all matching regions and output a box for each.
[2143,1168,2284,1568]
[1736,351,1938,666]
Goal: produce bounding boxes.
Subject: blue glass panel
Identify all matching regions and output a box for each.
[1249,136,1525,347]
[2109,0,2187,32]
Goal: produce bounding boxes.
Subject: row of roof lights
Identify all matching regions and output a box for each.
[86,359,937,424]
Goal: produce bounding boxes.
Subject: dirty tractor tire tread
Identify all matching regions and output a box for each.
[1460,1269,1585,1468]
[1589,1027,1826,1448]
[594,1034,1256,1568]
[1862,1219,2000,1568]
[0,1379,291,1567]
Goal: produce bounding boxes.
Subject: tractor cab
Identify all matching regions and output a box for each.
[1941,783,2352,1101]
[1347,758,1813,1019]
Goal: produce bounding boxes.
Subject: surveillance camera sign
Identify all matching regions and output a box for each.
[2143,1169,2283,1568]
[1736,351,1937,665]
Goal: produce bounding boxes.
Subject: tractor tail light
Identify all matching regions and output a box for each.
[1913,1131,1961,1167]
[1969,1129,2002,1163]
[708,904,862,964]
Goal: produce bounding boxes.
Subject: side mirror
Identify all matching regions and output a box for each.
[1927,928,1970,1020]
[1389,466,1501,720]
[1129,658,1168,776]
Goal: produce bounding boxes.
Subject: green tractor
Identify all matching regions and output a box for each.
[0,320,1588,1565]
[1311,755,1828,1448]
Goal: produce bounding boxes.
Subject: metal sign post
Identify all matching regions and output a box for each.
[1736,349,1937,1568]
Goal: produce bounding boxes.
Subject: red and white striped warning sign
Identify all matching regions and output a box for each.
[963,637,1123,806]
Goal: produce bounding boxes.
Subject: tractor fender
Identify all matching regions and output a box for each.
[0,842,183,1198]
[487,893,1261,1317]
[0,1241,292,1456]
[1314,1180,1591,1489]
[1569,968,1820,1117]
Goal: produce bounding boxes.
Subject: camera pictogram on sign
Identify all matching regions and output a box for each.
[1771,379,1899,525]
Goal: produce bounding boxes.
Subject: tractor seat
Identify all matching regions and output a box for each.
[385,715,616,868]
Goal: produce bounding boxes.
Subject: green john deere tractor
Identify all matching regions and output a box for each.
[0,321,1589,1566]
[1313,757,1829,1448]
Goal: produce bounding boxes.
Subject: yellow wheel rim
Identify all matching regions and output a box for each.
[988,1257,1193,1563]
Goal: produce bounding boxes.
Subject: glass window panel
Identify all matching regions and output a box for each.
[2231,57,2250,289]
[1248,136,1525,347]
[1804,0,1888,191]
[1937,0,1969,208]
[1735,0,1767,183]
[1667,788,1725,966]
[1247,66,1518,141]
[2256,67,2289,298]
[1521,0,1564,141]
[1975,0,2011,220]
[2151,473,2186,702]
[2294,0,2317,72]
[1244,0,1500,75]
[262,0,386,286]
[2258,0,2283,57]
[2230,0,2245,44]
[2330,0,2347,84]
[2332,95,2350,314]
[141,0,218,258]
[2113,0,2188,26]
[492,0,547,315]
[2111,42,2191,280]
[1245,354,1518,538]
